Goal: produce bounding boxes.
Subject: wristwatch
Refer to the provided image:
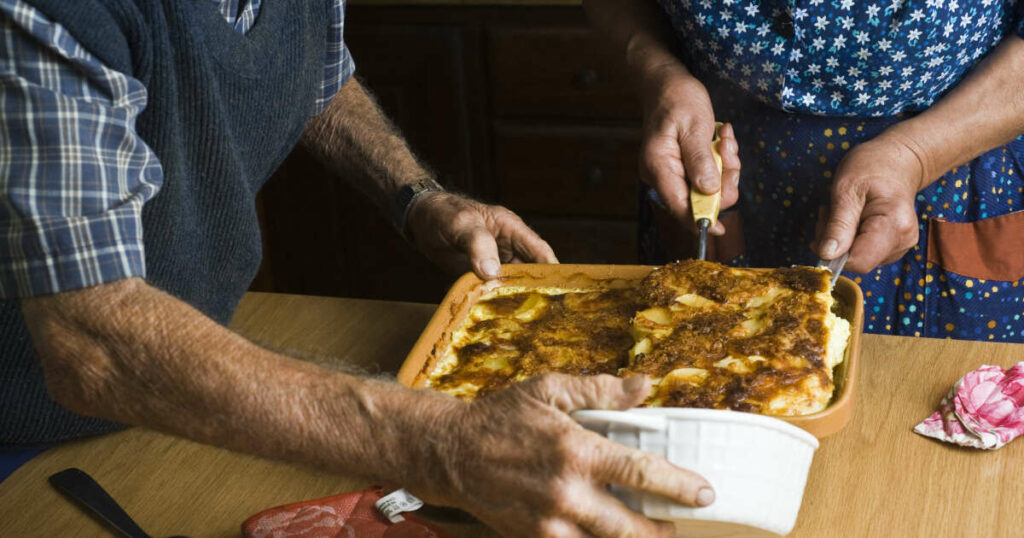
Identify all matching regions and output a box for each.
[390,177,445,241]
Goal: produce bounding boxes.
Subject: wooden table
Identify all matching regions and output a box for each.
[1,292,1021,537]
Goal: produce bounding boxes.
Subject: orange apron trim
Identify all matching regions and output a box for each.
[926,210,1024,282]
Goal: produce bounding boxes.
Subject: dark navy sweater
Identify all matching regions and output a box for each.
[0,0,330,445]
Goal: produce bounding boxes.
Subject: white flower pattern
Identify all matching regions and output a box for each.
[656,0,1023,116]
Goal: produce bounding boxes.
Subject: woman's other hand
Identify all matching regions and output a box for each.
[639,69,741,236]
[816,133,926,273]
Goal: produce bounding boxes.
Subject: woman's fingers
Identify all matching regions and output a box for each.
[642,130,691,222]
[677,121,722,195]
[718,122,742,209]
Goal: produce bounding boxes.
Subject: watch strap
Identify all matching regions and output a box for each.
[391,178,444,240]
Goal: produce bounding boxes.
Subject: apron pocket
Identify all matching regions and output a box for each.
[926,210,1024,282]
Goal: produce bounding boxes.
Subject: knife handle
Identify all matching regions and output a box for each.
[689,122,725,227]
[49,467,152,538]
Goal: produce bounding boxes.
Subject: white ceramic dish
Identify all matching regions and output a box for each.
[572,408,819,537]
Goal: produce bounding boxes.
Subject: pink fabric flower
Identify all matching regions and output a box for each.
[914,362,1024,450]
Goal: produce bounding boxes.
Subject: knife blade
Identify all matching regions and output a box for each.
[818,251,850,289]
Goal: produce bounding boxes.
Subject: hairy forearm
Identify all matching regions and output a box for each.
[21,279,459,488]
[301,78,432,212]
[883,35,1024,189]
[584,0,691,86]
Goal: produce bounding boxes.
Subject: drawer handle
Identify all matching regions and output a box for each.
[573,67,600,90]
[585,166,605,188]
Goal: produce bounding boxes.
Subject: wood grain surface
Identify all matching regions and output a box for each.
[1,292,1021,537]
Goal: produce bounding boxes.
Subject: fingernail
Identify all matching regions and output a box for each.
[822,239,838,258]
[480,259,500,278]
[699,177,719,192]
[623,375,646,393]
[697,487,715,507]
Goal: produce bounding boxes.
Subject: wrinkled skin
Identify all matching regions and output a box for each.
[411,374,715,538]
[639,68,742,236]
[407,192,558,280]
[815,133,924,273]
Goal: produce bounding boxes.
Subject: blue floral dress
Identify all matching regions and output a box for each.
[640,0,1024,342]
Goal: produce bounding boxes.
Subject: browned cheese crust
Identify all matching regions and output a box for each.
[431,288,642,398]
[428,260,844,416]
[626,259,834,414]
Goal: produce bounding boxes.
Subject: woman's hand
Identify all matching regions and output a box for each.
[406,192,558,280]
[640,68,741,235]
[816,133,926,273]
[414,373,714,538]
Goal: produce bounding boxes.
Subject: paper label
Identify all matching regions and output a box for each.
[375,488,424,523]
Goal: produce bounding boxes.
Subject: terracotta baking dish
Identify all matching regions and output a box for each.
[397,264,863,438]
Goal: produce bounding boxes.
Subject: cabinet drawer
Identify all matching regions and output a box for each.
[494,125,640,218]
[527,218,637,265]
[488,27,641,120]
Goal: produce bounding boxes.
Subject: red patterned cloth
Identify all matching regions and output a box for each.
[242,487,452,538]
[914,362,1024,450]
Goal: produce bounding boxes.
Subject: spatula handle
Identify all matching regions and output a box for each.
[689,122,725,227]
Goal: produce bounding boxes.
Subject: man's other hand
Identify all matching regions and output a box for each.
[414,373,715,538]
[406,192,558,280]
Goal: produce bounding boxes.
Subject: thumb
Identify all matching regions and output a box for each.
[520,373,652,414]
[456,225,502,280]
[678,126,721,194]
[819,184,865,260]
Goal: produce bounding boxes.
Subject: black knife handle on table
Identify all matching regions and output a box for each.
[49,467,152,538]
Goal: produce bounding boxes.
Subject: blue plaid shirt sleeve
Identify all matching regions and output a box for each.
[0,0,353,298]
[315,0,355,113]
[0,0,162,298]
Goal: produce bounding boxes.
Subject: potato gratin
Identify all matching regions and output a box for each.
[424,260,851,416]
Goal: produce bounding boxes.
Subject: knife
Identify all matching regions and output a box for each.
[818,251,850,289]
[690,122,725,261]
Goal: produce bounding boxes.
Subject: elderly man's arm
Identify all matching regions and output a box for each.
[22,278,713,538]
[300,78,557,278]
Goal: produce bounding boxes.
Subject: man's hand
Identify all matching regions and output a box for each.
[413,373,714,538]
[406,192,557,280]
[816,134,924,273]
[23,280,708,538]
[640,69,741,235]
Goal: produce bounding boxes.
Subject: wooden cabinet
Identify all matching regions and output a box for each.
[254,4,645,302]
[488,26,641,120]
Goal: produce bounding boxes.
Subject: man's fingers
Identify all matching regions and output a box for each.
[505,217,559,264]
[570,485,674,538]
[456,225,502,280]
[594,442,714,508]
[520,373,652,413]
[678,123,721,195]
[536,518,591,538]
